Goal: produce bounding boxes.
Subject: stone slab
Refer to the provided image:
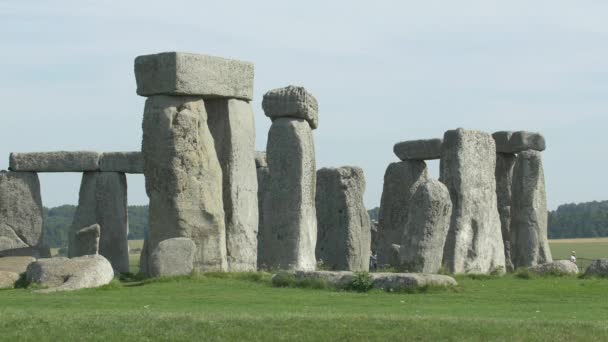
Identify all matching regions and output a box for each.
[393,139,442,161]
[9,152,100,172]
[492,131,546,153]
[149,238,196,277]
[495,153,516,272]
[99,152,143,173]
[26,255,114,293]
[262,86,319,129]
[73,224,100,257]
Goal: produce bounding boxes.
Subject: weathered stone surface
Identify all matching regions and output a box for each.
[206,99,258,272]
[496,153,516,272]
[262,86,319,129]
[400,179,452,273]
[149,238,196,277]
[510,150,552,268]
[73,224,100,257]
[256,166,271,269]
[0,171,44,256]
[0,271,19,289]
[26,255,114,293]
[135,52,254,100]
[9,152,100,172]
[529,260,578,275]
[255,151,267,168]
[315,167,371,271]
[393,139,442,161]
[142,95,227,274]
[584,259,608,277]
[262,118,317,271]
[440,128,505,274]
[370,221,378,254]
[0,256,36,274]
[492,131,546,153]
[99,152,143,173]
[69,172,129,273]
[377,161,428,266]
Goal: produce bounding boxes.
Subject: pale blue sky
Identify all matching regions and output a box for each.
[1,1,607,209]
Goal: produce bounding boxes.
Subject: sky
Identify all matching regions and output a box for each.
[0,0,607,210]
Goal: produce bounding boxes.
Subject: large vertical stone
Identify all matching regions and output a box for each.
[440,128,505,274]
[510,150,552,268]
[142,95,227,274]
[399,179,452,273]
[376,161,428,266]
[255,152,272,269]
[495,153,516,272]
[263,118,317,270]
[73,224,100,257]
[69,172,129,273]
[206,99,258,272]
[315,167,371,271]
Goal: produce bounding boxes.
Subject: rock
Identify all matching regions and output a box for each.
[149,238,196,277]
[377,161,428,266]
[139,238,149,276]
[315,167,371,271]
[26,255,114,292]
[0,171,44,256]
[73,224,100,257]
[0,271,19,289]
[256,165,271,269]
[492,131,546,153]
[255,151,267,168]
[262,118,317,271]
[99,152,143,173]
[0,256,36,274]
[9,151,100,172]
[393,139,442,161]
[206,99,258,272]
[400,179,452,273]
[0,246,50,258]
[529,260,578,275]
[495,153,516,272]
[68,172,129,273]
[440,128,505,274]
[584,259,608,277]
[370,221,378,254]
[389,244,401,268]
[262,86,319,129]
[142,95,227,273]
[510,150,552,268]
[134,52,254,100]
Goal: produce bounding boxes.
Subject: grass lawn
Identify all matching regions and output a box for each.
[549,238,608,270]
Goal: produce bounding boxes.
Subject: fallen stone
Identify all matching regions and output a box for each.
[134,52,254,100]
[206,99,258,272]
[492,131,546,153]
[0,271,19,289]
[528,260,578,275]
[584,259,608,278]
[9,152,100,172]
[316,167,371,271]
[495,153,516,272]
[73,224,100,257]
[99,152,143,173]
[510,150,552,268]
[26,255,114,293]
[262,86,319,129]
[440,128,505,274]
[377,161,428,266]
[149,238,196,277]
[0,256,35,274]
[400,179,452,273]
[393,139,442,161]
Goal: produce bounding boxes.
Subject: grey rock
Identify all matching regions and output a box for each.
[389,244,401,268]
[315,167,371,271]
[496,153,516,272]
[9,151,100,172]
[26,255,114,293]
[440,128,505,274]
[262,118,317,271]
[0,256,36,274]
[262,86,319,129]
[142,95,227,273]
[492,131,546,153]
[68,172,129,273]
[584,259,608,277]
[99,152,143,173]
[377,161,428,266]
[370,221,378,255]
[0,246,50,258]
[510,150,552,268]
[206,99,258,272]
[400,179,452,273]
[256,166,271,269]
[73,224,100,257]
[255,151,267,168]
[529,260,578,275]
[393,139,442,161]
[149,238,196,277]
[139,237,149,276]
[0,271,19,289]
[135,52,254,100]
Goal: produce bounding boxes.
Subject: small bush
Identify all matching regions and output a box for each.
[271,272,296,288]
[348,272,374,293]
[271,272,328,289]
[514,268,534,280]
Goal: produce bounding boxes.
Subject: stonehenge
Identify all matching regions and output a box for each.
[393,139,442,161]
[73,224,100,257]
[148,237,196,277]
[255,152,271,268]
[495,152,517,272]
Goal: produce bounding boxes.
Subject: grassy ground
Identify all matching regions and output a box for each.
[549,238,608,270]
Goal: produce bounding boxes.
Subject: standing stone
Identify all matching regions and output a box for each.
[315,167,371,271]
[399,179,452,273]
[255,152,272,269]
[510,150,552,268]
[262,85,319,129]
[440,128,505,274]
[73,224,100,257]
[69,172,129,273]
[495,153,517,272]
[263,118,317,270]
[142,95,227,274]
[206,99,258,272]
[376,161,428,266]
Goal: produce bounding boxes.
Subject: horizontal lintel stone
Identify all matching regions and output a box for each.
[9,152,100,172]
[492,131,546,153]
[99,152,143,174]
[393,139,442,160]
